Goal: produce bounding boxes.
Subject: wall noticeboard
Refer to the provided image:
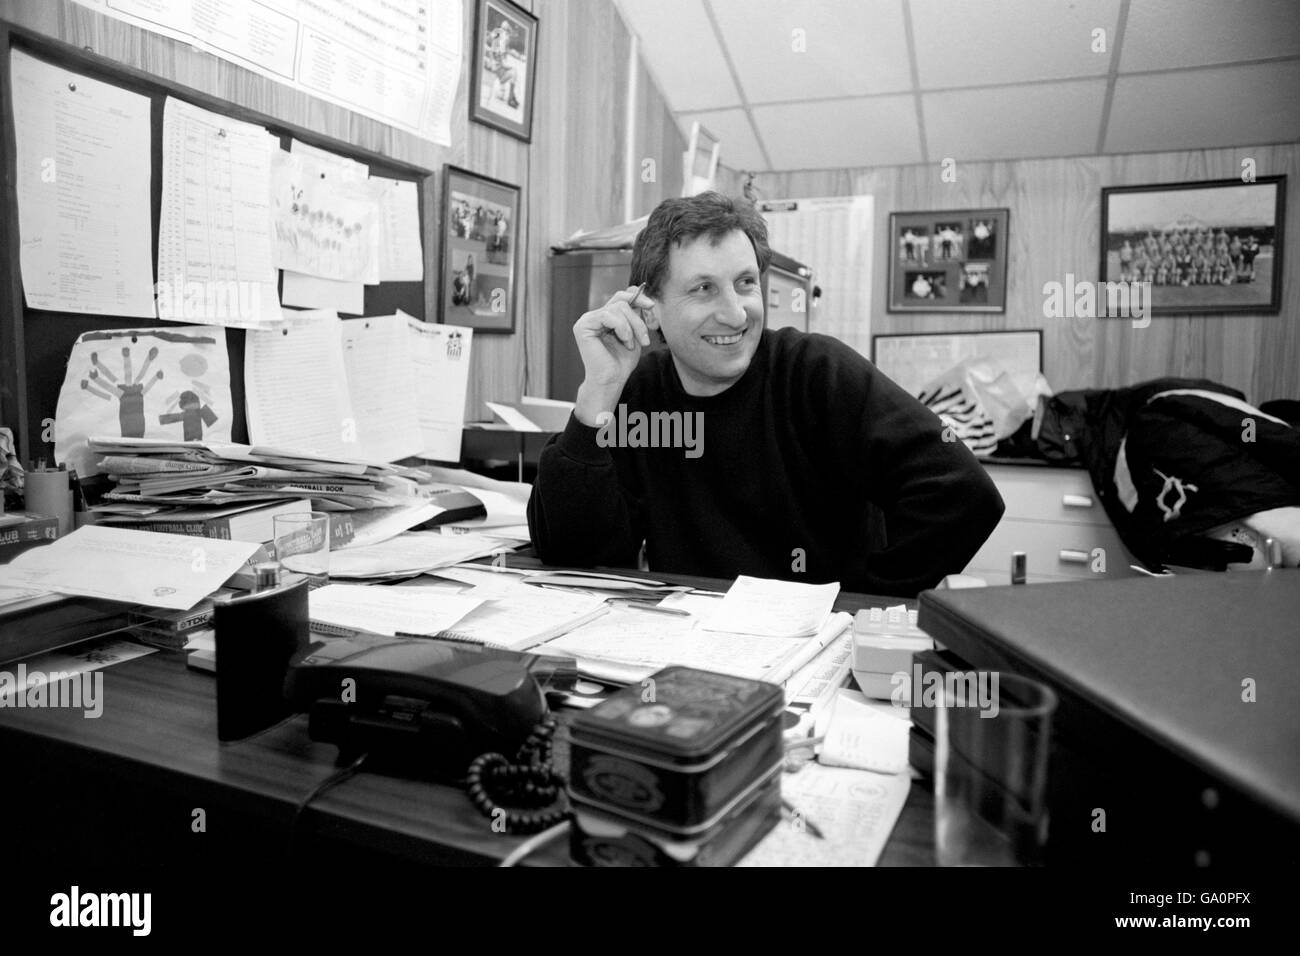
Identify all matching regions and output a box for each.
[0,22,435,466]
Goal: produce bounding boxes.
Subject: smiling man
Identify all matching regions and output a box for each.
[527,192,1004,597]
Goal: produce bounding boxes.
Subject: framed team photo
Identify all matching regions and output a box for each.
[440,166,521,333]
[470,0,539,142]
[1099,177,1285,315]
[888,209,1009,313]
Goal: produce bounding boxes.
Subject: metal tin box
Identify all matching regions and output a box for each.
[567,666,785,831]
[570,763,781,867]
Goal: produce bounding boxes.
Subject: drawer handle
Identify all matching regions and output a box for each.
[1062,494,1094,508]
[1059,549,1091,564]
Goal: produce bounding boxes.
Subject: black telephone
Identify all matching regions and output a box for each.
[284,635,569,832]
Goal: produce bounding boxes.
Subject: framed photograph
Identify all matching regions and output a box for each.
[440,165,521,333]
[470,0,539,142]
[871,330,1042,399]
[1100,176,1285,315]
[887,209,1009,312]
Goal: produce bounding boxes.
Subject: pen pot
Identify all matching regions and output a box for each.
[213,564,310,741]
[567,666,785,832]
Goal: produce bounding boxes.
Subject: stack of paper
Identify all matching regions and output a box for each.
[309,584,482,636]
[701,576,840,638]
[326,532,505,579]
[89,437,417,513]
[540,583,852,690]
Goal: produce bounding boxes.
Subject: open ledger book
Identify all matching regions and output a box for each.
[538,595,852,688]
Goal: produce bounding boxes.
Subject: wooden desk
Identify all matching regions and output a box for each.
[0,569,934,869]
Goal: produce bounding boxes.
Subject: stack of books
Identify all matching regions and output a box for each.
[84,437,481,547]
[0,511,59,563]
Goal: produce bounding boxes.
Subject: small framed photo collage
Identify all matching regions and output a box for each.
[887,208,1010,313]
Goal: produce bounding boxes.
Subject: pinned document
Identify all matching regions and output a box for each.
[10,50,154,317]
[340,314,423,462]
[270,149,383,283]
[408,318,472,461]
[157,98,281,329]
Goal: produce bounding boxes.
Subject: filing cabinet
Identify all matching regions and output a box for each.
[963,463,1139,585]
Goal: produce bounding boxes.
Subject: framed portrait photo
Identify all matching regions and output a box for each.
[470,0,539,142]
[1099,176,1285,315]
[887,208,1009,313]
[440,166,521,334]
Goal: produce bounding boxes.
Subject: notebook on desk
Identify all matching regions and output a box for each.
[918,571,1300,864]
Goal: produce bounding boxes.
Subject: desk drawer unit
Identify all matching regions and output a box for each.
[964,464,1138,584]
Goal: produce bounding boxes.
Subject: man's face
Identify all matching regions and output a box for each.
[648,230,764,396]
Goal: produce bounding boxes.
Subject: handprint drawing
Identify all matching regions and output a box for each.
[80,346,164,438]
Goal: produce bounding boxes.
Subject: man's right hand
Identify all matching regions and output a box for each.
[573,286,653,426]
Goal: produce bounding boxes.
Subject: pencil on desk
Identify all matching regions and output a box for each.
[782,798,825,839]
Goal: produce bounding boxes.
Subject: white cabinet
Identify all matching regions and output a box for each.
[963,464,1140,585]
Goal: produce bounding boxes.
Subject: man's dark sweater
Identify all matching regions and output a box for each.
[527,328,1004,597]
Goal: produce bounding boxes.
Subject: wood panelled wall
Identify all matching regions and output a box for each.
[0,0,687,419]
[723,143,1300,404]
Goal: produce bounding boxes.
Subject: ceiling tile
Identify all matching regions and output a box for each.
[910,0,1120,88]
[1121,0,1300,72]
[751,96,923,169]
[708,0,913,103]
[1106,60,1300,153]
[924,80,1107,162]
[676,109,769,172]
[612,0,742,111]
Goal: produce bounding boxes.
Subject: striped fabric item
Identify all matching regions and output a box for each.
[916,382,998,456]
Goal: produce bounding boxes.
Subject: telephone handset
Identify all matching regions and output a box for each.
[284,635,568,832]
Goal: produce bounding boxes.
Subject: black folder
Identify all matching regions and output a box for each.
[918,571,1300,866]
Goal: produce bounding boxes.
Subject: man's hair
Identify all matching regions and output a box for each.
[630,192,771,298]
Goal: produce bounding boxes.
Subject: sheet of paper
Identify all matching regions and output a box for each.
[290,138,368,179]
[270,149,383,283]
[0,638,156,707]
[281,140,369,310]
[72,0,463,147]
[0,584,50,610]
[54,326,234,478]
[10,50,154,317]
[309,583,481,636]
[702,576,840,638]
[341,502,445,550]
[408,318,473,461]
[327,531,501,578]
[157,98,281,328]
[282,271,365,315]
[377,179,424,281]
[0,525,257,611]
[738,763,911,867]
[818,688,911,774]
[340,315,423,462]
[485,402,541,432]
[427,580,608,650]
[244,310,358,459]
